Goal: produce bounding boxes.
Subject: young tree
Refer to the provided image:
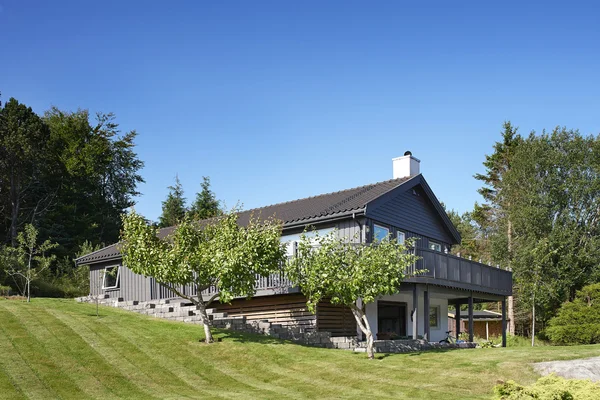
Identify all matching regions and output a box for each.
[158,176,187,228]
[189,176,221,220]
[5,224,57,302]
[286,231,419,359]
[121,210,286,343]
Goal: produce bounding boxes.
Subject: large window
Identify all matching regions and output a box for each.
[429,306,439,328]
[429,241,442,252]
[102,266,120,290]
[373,224,390,242]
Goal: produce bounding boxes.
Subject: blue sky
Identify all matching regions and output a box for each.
[1,1,599,222]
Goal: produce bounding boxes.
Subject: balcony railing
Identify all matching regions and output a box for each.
[153,247,512,300]
[406,248,512,295]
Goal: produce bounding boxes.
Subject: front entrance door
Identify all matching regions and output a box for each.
[378,301,407,338]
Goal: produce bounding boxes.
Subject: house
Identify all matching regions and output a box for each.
[76,152,512,346]
[448,309,506,341]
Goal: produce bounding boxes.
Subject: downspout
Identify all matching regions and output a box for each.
[352,212,363,244]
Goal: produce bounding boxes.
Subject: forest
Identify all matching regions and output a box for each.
[1,95,599,342]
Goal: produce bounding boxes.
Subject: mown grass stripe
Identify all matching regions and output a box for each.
[92,309,276,399]
[0,364,27,400]
[10,302,125,400]
[0,303,58,399]
[44,308,164,400]
[1,302,87,399]
[53,308,211,400]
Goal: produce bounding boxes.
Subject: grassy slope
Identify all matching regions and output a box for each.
[1,299,599,400]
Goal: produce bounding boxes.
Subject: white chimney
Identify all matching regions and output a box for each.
[392,151,420,179]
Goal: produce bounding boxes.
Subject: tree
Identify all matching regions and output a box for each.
[286,231,419,359]
[502,128,600,338]
[4,224,57,302]
[120,210,286,343]
[474,122,523,334]
[189,176,221,220]
[0,98,51,246]
[43,108,144,256]
[158,176,187,228]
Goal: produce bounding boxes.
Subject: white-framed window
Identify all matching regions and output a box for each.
[102,266,120,290]
[397,231,405,245]
[373,224,390,242]
[429,306,440,328]
[429,241,442,252]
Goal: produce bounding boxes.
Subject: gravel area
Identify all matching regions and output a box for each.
[533,357,600,381]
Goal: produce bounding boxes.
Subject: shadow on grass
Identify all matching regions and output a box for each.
[408,347,465,356]
[215,329,292,345]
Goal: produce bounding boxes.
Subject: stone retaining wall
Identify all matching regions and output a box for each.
[76,295,475,353]
[75,295,357,349]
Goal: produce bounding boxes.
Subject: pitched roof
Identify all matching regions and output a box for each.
[76,176,414,265]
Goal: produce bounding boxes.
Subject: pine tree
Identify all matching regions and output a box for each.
[158,176,187,228]
[474,121,522,335]
[189,176,221,220]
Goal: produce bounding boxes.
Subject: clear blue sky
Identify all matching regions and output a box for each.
[2,1,599,222]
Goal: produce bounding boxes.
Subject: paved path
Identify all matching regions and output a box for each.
[533,357,600,381]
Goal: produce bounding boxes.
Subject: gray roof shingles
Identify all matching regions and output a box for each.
[76,176,413,265]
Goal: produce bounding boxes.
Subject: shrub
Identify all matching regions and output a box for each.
[546,283,600,345]
[494,375,600,400]
[0,285,11,296]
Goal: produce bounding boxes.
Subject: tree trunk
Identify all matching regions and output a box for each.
[10,169,20,247]
[27,251,32,303]
[351,304,374,359]
[507,218,515,335]
[196,302,214,344]
[531,290,535,347]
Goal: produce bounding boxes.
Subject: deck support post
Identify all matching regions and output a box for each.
[455,303,461,340]
[468,292,474,343]
[501,297,507,348]
[423,287,430,341]
[412,284,418,340]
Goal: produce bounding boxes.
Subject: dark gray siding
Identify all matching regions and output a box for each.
[335,218,365,243]
[89,261,152,302]
[366,183,455,245]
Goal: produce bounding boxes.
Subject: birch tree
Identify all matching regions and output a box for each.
[121,210,286,343]
[286,231,419,359]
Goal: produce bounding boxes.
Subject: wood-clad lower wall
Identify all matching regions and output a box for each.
[213,294,317,331]
[316,300,356,337]
[212,294,357,337]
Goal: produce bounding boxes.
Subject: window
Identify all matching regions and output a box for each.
[429,241,442,252]
[373,224,389,242]
[397,231,405,245]
[102,266,120,290]
[429,306,439,328]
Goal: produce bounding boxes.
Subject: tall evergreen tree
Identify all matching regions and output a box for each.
[189,176,221,220]
[0,98,51,246]
[474,121,523,334]
[503,128,600,341]
[158,176,187,228]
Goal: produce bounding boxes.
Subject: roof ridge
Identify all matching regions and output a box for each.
[239,177,409,216]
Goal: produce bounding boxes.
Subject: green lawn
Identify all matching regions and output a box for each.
[1,299,599,400]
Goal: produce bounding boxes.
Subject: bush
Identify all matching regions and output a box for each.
[546,283,600,345]
[494,375,600,400]
[0,285,11,296]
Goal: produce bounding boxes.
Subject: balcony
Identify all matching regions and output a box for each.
[405,248,512,296]
[158,247,512,301]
